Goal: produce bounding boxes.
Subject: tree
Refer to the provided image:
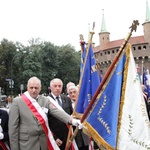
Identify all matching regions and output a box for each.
[57,44,80,92]
[0,39,17,95]
[39,41,59,93]
[0,38,81,96]
[22,47,42,83]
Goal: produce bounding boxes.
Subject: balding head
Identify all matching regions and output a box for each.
[27,76,41,99]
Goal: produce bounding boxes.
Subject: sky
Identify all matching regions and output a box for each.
[0,0,148,50]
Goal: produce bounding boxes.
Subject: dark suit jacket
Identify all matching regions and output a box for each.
[48,93,73,150]
[75,129,89,149]
[0,109,9,150]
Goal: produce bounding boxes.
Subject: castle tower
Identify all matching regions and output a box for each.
[143,0,150,43]
[98,9,110,50]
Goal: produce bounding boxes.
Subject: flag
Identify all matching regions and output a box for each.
[143,67,150,98]
[80,41,86,78]
[84,47,126,149]
[75,44,100,113]
[136,66,142,83]
[117,44,150,149]
[83,44,150,149]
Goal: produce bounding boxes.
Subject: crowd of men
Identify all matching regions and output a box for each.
[0,76,99,150]
[1,75,149,150]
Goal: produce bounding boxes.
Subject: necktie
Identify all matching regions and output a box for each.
[56,96,62,107]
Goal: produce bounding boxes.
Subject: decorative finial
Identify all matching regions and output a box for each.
[129,20,139,32]
[102,9,104,15]
[92,22,95,31]
[88,23,90,32]
[79,34,84,41]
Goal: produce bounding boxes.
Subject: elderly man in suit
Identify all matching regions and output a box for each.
[0,108,10,150]
[48,78,74,150]
[68,85,90,150]
[9,76,82,150]
[66,82,75,97]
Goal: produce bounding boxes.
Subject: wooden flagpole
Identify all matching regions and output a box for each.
[65,24,95,150]
[73,23,95,115]
[65,20,139,150]
[80,20,139,123]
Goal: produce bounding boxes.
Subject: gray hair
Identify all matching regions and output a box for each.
[68,85,78,92]
[27,76,41,86]
[50,78,63,87]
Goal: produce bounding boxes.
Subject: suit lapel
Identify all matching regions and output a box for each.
[49,94,55,100]
[50,94,66,105]
[60,95,66,108]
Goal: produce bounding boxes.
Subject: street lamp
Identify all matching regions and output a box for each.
[10,50,26,98]
[10,53,18,98]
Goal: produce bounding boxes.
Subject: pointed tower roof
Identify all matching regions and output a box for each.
[145,0,150,22]
[100,9,107,33]
[88,23,91,42]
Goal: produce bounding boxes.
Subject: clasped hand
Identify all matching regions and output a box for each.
[0,133,4,140]
[71,118,83,129]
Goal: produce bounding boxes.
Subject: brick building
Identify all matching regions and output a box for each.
[93,1,150,77]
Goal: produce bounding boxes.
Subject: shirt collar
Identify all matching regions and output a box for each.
[51,93,60,100]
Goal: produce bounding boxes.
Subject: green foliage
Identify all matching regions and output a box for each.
[56,44,80,91]
[0,39,17,95]
[38,41,59,93]
[0,38,81,96]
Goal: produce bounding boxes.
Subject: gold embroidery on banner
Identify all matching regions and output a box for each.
[84,122,114,150]
[117,71,122,75]
[140,104,150,127]
[117,44,150,149]
[133,74,139,83]
[117,44,130,147]
[128,114,150,149]
[87,94,91,103]
[97,95,111,134]
[91,65,97,73]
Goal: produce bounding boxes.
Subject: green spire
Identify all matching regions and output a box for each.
[100,9,107,33]
[145,0,150,22]
[88,23,91,42]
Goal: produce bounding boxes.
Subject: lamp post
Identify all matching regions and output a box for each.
[10,50,26,98]
[10,54,17,98]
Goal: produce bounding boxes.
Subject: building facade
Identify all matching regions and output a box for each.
[93,1,150,77]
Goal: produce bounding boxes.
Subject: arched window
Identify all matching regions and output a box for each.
[143,45,146,49]
[138,46,141,50]
[145,56,148,61]
[133,47,136,50]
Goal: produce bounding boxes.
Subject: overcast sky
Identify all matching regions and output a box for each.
[0,0,148,50]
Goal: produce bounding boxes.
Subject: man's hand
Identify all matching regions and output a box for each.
[71,118,83,129]
[55,138,63,147]
[0,133,4,140]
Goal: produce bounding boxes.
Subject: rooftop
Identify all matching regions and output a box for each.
[93,36,147,53]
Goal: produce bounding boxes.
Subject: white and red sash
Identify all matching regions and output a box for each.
[0,141,10,150]
[47,96,78,150]
[22,92,60,150]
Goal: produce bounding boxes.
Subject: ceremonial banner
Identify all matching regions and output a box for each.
[84,44,150,149]
[143,67,150,98]
[75,44,100,113]
[117,44,150,149]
